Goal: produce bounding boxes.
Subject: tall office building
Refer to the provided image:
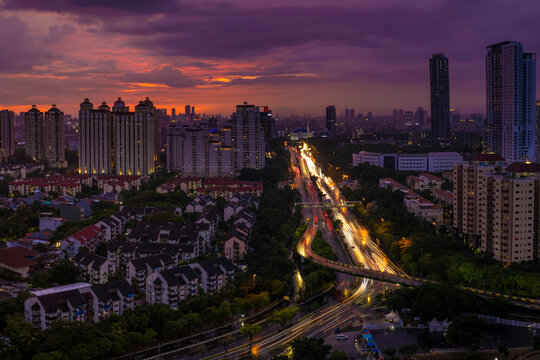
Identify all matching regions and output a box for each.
[44,105,66,167]
[259,106,275,150]
[486,41,536,161]
[79,97,157,175]
[414,107,425,128]
[191,106,196,122]
[232,102,265,170]
[171,108,176,121]
[167,123,234,177]
[0,110,15,162]
[185,105,191,121]
[326,105,336,138]
[24,105,45,161]
[535,100,540,162]
[405,111,414,126]
[430,54,451,148]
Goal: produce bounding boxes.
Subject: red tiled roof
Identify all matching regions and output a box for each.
[506,162,540,173]
[2,246,36,257]
[68,225,102,244]
[0,247,36,269]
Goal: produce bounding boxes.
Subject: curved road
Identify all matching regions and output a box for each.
[296,144,540,309]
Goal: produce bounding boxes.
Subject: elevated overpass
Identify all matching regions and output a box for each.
[299,225,540,309]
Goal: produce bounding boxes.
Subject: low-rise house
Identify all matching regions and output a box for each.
[185,196,216,213]
[128,221,210,254]
[419,173,444,189]
[107,241,196,273]
[0,246,36,277]
[39,214,64,232]
[403,192,443,225]
[25,283,92,330]
[61,225,103,257]
[224,224,250,262]
[432,189,454,207]
[95,211,129,241]
[24,281,136,330]
[90,279,135,322]
[126,254,175,291]
[188,257,234,294]
[73,252,113,284]
[146,265,199,308]
[195,207,220,239]
[379,178,407,192]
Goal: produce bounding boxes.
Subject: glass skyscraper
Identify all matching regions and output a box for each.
[486,41,536,161]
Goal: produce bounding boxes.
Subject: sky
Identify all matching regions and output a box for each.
[0,0,539,117]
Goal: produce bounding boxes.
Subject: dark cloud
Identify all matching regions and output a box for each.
[43,24,76,43]
[119,67,200,88]
[0,15,59,71]
[1,0,176,14]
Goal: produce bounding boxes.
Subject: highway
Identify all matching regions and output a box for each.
[295,143,540,309]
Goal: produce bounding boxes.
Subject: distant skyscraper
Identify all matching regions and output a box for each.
[0,110,15,163]
[536,100,540,160]
[326,105,336,138]
[232,102,266,170]
[191,106,195,122]
[405,111,413,125]
[430,53,451,148]
[185,105,191,121]
[24,105,45,161]
[414,106,425,127]
[171,107,176,120]
[486,41,536,161]
[44,105,66,167]
[259,106,275,150]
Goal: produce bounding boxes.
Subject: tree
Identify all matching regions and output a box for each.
[329,350,349,360]
[446,314,488,346]
[290,338,331,360]
[399,344,419,357]
[4,314,41,358]
[240,323,262,351]
[383,347,397,358]
[269,306,299,330]
[332,219,343,231]
[497,344,509,358]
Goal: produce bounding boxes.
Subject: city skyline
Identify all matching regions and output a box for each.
[1,1,540,116]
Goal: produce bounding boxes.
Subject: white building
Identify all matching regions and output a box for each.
[79,97,157,176]
[353,151,462,172]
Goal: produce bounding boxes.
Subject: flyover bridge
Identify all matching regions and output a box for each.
[299,228,540,309]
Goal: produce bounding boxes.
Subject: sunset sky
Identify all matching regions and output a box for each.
[1,0,539,117]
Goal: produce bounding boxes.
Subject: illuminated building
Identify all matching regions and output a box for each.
[326,105,336,138]
[486,41,536,161]
[44,105,66,167]
[24,105,45,161]
[430,54,451,148]
[0,110,15,162]
[79,97,157,175]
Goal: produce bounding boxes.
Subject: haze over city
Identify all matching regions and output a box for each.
[2,0,540,115]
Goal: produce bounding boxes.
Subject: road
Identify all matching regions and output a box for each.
[296,143,540,309]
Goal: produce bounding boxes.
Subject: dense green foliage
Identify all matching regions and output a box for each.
[311,230,338,261]
[0,290,272,360]
[289,337,332,360]
[335,162,540,297]
[122,189,190,208]
[247,186,302,292]
[446,314,488,346]
[0,203,58,242]
[382,283,510,322]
